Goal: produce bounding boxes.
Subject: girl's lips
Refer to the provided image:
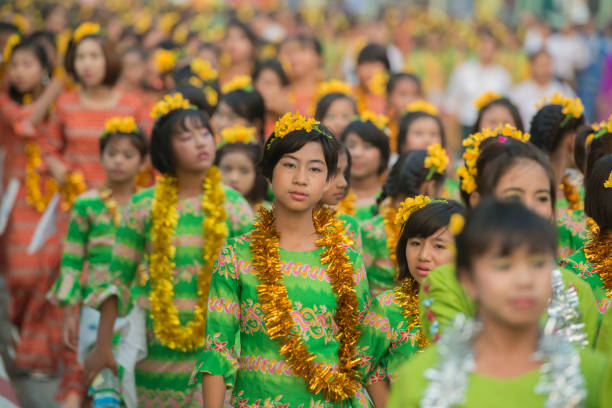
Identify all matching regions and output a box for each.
[197,151,209,160]
[416,266,430,277]
[510,297,537,308]
[289,191,308,201]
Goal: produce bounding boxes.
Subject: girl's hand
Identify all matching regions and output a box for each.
[62,306,79,352]
[84,344,117,384]
[48,158,68,186]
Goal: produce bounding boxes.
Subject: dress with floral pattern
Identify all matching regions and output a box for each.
[557,208,589,263]
[360,214,395,297]
[565,248,611,321]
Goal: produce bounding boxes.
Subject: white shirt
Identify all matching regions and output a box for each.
[510,79,576,130]
[546,33,590,81]
[445,60,512,126]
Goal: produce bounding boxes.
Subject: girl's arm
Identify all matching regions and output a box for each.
[84,296,118,383]
[26,77,63,130]
[201,374,226,408]
[367,381,389,408]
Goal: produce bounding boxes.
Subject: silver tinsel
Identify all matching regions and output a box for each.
[544,269,589,349]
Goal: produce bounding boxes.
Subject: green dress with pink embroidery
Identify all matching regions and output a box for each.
[557,207,589,263]
[360,214,395,296]
[98,185,253,407]
[190,232,375,407]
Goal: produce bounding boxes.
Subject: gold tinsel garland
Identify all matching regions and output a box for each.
[394,278,430,350]
[584,229,612,299]
[382,206,401,268]
[100,188,121,226]
[250,206,361,402]
[336,189,356,216]
[150,167,227,351]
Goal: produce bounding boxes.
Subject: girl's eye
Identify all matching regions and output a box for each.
[434,244,446,250]
[310,167,322,173]
[283,162,295,168]
[409,240,421,247]
[537,194,551,203]
[494,259,512,271]
[530,257,547,268]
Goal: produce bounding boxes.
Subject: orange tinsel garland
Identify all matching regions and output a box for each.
[393,278,430,350]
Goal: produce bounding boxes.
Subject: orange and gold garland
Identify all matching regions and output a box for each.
[394,278,430,350]
[382,206,401,268]
[250,206,361,402]
[337,189,356,216]
[584,228,612,299]
[150,167,228,351]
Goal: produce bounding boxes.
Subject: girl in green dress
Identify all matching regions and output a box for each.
[340,117,390,222]
[361,146,448,296]
[196,112,373,407]
[390,199,612,408]
[84,93,253,406]
[47,116,148,407]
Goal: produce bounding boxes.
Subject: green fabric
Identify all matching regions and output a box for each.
[556,208,589,262]
[102,185,253,406]
[48,189,122,307]
[442,177,460,201]
[338,212,363,253]
[565,248,610,322]
[360,214,395,297]
[597,307,612,357]
[191,234,374,407]
[419,264,599,346]
[354,203,377,222]
[388,343,612,408]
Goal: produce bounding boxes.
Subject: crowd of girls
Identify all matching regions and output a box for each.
[0,4,611,408]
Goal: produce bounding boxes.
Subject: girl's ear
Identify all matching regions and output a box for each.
[469,191,480,208]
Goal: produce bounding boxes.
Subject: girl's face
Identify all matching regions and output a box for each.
[10,49,45,94]
[405,226,454,284]
[211,101,250,136]
[344,132,382,180]
[389,79,420,114]
[479,105,516,132]
[461,245,553,329]
[219,150,256,198]
[101,136,143,185]
[493,159,553,220]
[322,98,357,138]
[225,26,254,64]
[272,141,329,213]
[403,116,442,152]
[120,51,145,88]
[356,62,386,88]
[171,121,216,174]
[74,38,106,87]
[254,68,283,109]
[321,151,349,206]
[284,41,320,79]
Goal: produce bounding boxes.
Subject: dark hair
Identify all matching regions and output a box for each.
[471,97,524,135]
[378,150,445,208]
[253,58,289,87]
[220,88,266,141]
[226,18,258,49]
[386,72,422,97]
[461,137,556,210]
[259,125,338,181]
[99,129,148,159]
[584,155,612,230]
[338,142,352,189]
[198,42,220,57]
[530,104,585,155]
[8,37,52,104]
[0,22,18,34]
[585,132,612,180]
[314,93,358,123]
[29,30,56,52]
[340,120,390,175]
[573,125,593,174]
[65,34,121,86]
[281,33,322,56]
[175,83,218,117]
[456,198,557,274]
[397,200,464,281]
[151,108,214,174]
[397,111,446,153]
[215,142,268,205]
[357,43,390,71]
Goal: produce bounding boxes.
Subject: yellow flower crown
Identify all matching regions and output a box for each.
[588,114,612,146]
[221,75,253,94]
[191,58,218,82]
[154,49,177,74]
[536,92,584,126]
[424,143,449,180]
[367,70,389,96]
[102,116,139,137]
[150,93,194,119]
[406,100,439,116]
[394,195,447,226]
[267,112,325,149]
[474,91,502,110]
[605,171,612,189]
[12,14,29,34]
[73,22,101,43]
[448,213,465,235]
[360,110,389,131]
[314,79,354,104]
[204,86,218,106]
[3,33,20,63]
[457,124,531,194]
[219,124,256,147]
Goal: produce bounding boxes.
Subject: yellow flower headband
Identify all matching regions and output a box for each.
[102,116,139,137]
[536,92,584,127]
[3,33,20,63]
[150,93,194,119]
[457,124,531,194]
[424,143,449,180]
[588,115,612,146]
[191,58,218,82]
[73,22,101,43]
[604,171,612,189]
[360,110,389,132]
[448,213,465,235]
[219,125,256,147]
[314,79,354,104]
[267,112,327,150]
[394,195,448,226]
[474,91,502,110]
[154,49,177,74]
[221,75,253,94]
[406,100,439,116]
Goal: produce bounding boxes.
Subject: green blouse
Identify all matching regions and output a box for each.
[338,212,363,253]
[597,307,612,357]
[354,203,377,222]
[565,248,611,322]
[418,263,599,346]
[557,207,589,262]
[360,214,395,296]
[191,234,374,407]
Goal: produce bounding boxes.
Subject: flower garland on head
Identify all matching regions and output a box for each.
[406,100,439,116]
[3,33,20,64]
[150,93,194,119]
[473,90,501,110]
[314,79,354,105]
[536,92,584,127]
[221,75,253,94]
[588,115,612,146]
[189,58,219,107]
[218,124,256,147]
[102,116,138,138]
[360,110,389,133]
[154,49,177,74]
[424,143,449,181]
[150,167,228,351]
[250,206,361,402]
[266,112,328,150]
[457,124,530,194]
[73,22,101,43]
[605,171,612,189]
